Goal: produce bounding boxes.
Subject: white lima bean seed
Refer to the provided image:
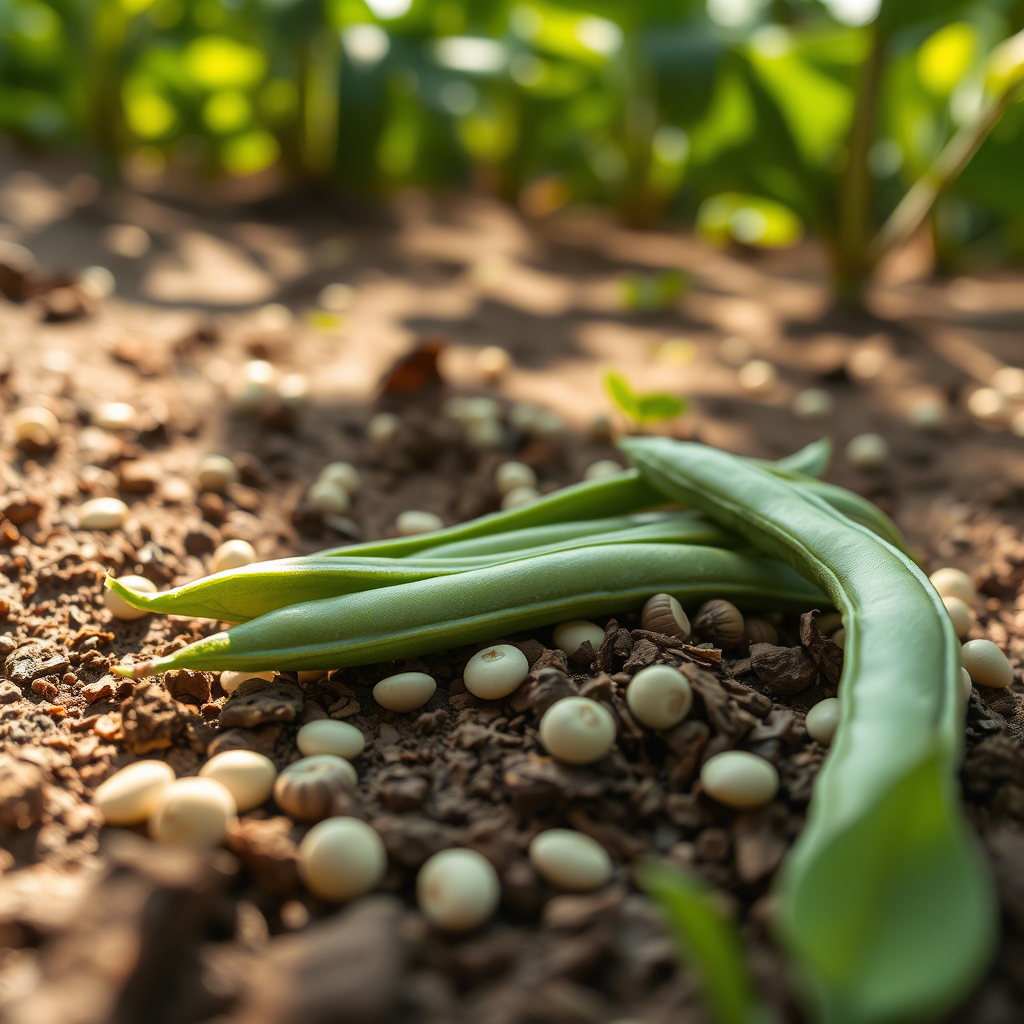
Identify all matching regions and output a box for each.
[464,645,529,700]
[210,539,257,574]
[297,719,366,759]
[943,596,973,640]
[476,345,512,381]
[539,697,616,765]
[500,486,540,510]
[367,411,400,441]
[494,461,537,496]
[961,667,973,701]
[553,620,606,657]
[417,848,501,932]
[805,698,841,745]
[79,497,128,531]
[929,567,976,605]
[846,433,890,468]
[395,510,444,536]
[274,755,357,821]
[298,817,387,903]
[626,665,693,730]
[907,397,947,430]
[12,406,59,446]
[528,829,613,892]
[220,669,276,695]
[277,373,309,405]
[583,460,624,481]
[831,627,847,649]
[93,402,136,431]
[104,574,156,620]
[197,454,238,493]
[992,366,1024,398]
[148,777,237,848]
[199,750,276,812]
[236,359,276,407]
[318,462,361,495]
[961,639,1014,689]
[306,478,350,514]
[792,388,834,419]
[967,387,1008,422]
[737,359,777,393]
[465,418,503,449]
[373,671,437,712]
[94,760,175,825]
[700,751,780,809]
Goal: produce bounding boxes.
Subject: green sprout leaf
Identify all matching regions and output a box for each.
[604,371,687,427]
[641,861,774,1024]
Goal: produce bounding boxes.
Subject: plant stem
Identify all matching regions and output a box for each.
[832,24,886,304]
[869,81,1024,267]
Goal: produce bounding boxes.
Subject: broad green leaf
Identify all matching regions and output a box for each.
[641,862,773,1024]
[697,192,803,248]
[917,22,977,97]
[604,371,641,420]
[183,36,267,90]
[778,750,997,1023]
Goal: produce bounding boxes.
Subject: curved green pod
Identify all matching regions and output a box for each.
[620,437,995,1024]
[112,543,827,675]
[106,514,737,623]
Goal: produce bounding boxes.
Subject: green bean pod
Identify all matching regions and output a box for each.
[112,544,827,675]
[620,437,995,1024]
[105,514,736,623]
[314,439,834,560]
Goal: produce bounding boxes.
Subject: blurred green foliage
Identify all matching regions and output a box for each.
[3,0,1024,290]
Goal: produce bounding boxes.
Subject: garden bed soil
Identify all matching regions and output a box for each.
[1,161,1024,1023]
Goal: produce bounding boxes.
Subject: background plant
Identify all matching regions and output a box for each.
[3,0,1024,297]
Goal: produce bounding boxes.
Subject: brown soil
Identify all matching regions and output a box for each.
[1,153,1023,1024]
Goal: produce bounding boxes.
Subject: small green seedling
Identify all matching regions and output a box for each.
[604,371,688,430]
[618,270,689,312]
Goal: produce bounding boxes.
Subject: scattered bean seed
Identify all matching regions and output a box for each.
[318,462,361,495]
[94,760,175,825]
[495,461,537,496]
[211,539,257,574]
[236,359,276,407]
[967,387,1008,423]
[992,366,1024,398]
[552,620,606,657]
[792,388,834,419]
[148,777,236,848]
[476,345,511,380]
[907,398,947,430]
[961,668,973,701]
[961,639,1014,689]
[103,575,156,621]
[307,479,350,514]
[539,697,616,765]
[417,848,500,932]
[366,411,399,441]
[929,567,975,605]
[832,628,846,649]
[738,359,777,393]
[531,409,564,436]
[693,599,744,647]
[1010,409,1024,438]
[584,460,624,481]
[199,750,276,812]
[626,664,693,730]
[297,719,366,759]
[277,373,309,404]
[80,265,116,299]
[501,486,540,510]
[220,669,276,695]
[12,406,59,446]
[396,510,444,536]
[508,402,541,431]
[373,671,437,712]
[700,750,780,809]
[79,497,128,531]
[465,418,503,448]
[846,433,890,468]
[464,645,529,700]
[805,698,841,745]
[197,455,238,493]
[298,817,386,902]
[528,829,613,891]
[943,596,973,639]
[92,401,136,431]
[274,755,357,821]
[640,593,690,641]
[744,617,778,645]
[319,282,353,311]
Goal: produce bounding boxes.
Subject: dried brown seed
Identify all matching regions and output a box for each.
[743,617,778,646]
[641,593,691,642]
[693,599,745,648]
[273,755,357,822]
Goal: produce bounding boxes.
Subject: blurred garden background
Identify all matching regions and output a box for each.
[4,0,1024,300]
